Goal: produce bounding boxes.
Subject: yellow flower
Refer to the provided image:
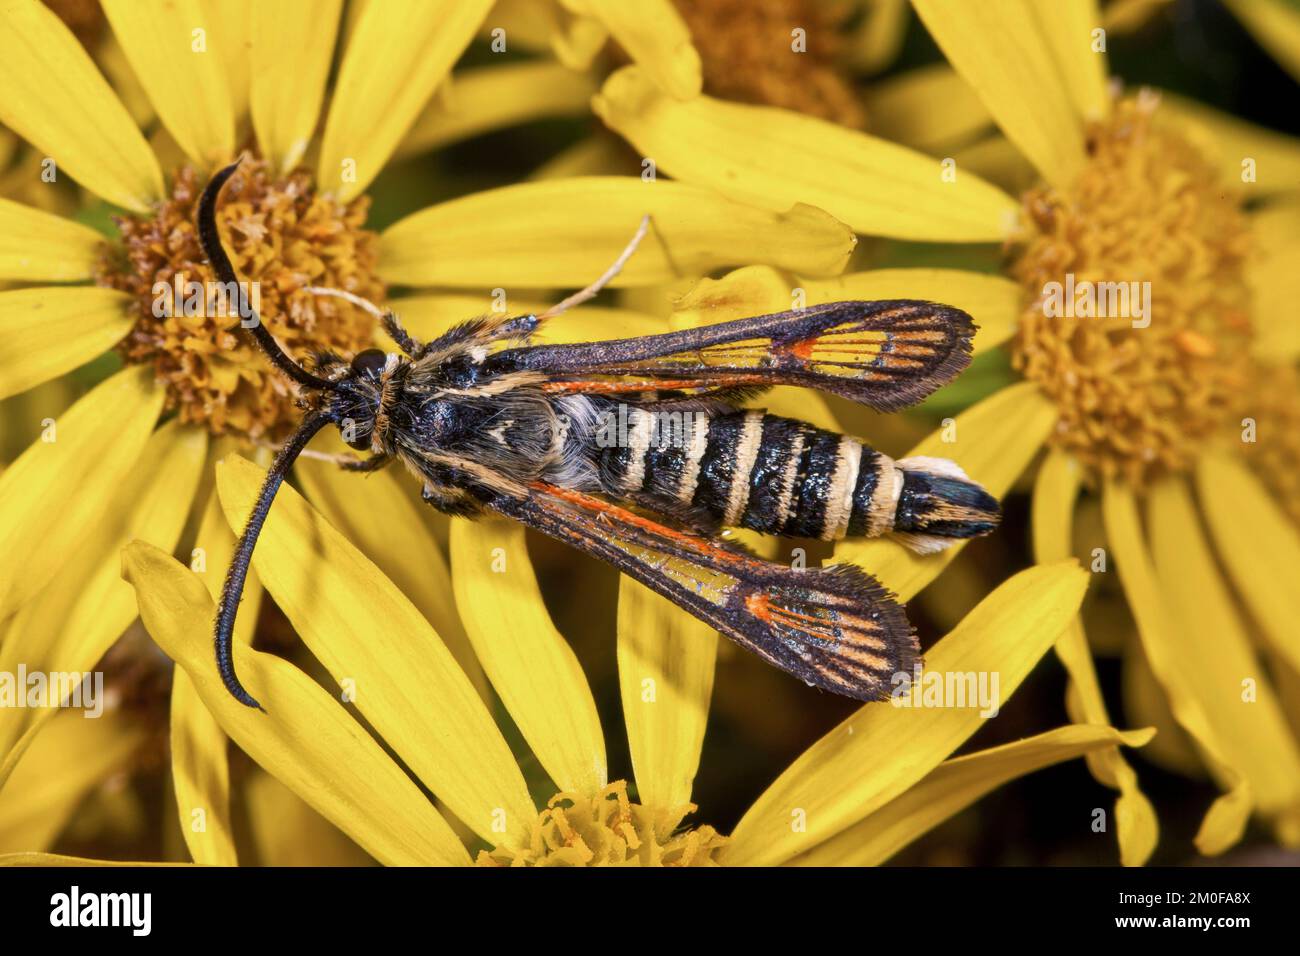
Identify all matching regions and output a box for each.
[1,482,1142,867]
[395,0,927,175]
[0,0,860,857]
[589,0,1300,860]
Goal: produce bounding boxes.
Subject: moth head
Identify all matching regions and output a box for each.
[319,347,390,451]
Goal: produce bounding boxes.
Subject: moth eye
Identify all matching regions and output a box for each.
[351,348,387,379]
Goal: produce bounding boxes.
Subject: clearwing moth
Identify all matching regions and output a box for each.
[197,160,999,711]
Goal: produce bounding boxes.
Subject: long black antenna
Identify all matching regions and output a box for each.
[197,159,337,392]
[214,412,330,710]
[199,159,340,709]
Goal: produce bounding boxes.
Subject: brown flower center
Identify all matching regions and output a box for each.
[476,780,727,867]
[96,158,383,439]
[1010,95,1254,487]
[672,0,866,128]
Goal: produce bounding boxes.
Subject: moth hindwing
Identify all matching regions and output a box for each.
[493,483,917,701]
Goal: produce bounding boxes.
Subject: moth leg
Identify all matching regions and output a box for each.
[256,442,381,471]
[303,285,425,359]
[381,311,424,358]
[537,215,651,320]
[340,454,391,473]
[420,480,483,517]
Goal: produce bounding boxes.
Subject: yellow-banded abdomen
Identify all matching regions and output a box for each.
[596,406,1000,552]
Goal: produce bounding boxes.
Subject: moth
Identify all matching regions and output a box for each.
[197,161,999,712]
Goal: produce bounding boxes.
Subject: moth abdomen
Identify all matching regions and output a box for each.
[888,456,1002,554]
[597,406,999,552]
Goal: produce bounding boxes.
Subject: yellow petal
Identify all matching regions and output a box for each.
[547,1,610,70]
[217,455,534,847]
[1147,476,1300,834]
[479,0,562,53]
[836,382,1057,602]
[1031,448,1081,565]
[101,0,235,169]
[0,852,190,867]
[245,770,373,865]
[170,672,236,865]
[1102,479,1253,854]
[97,30,156,127]
[0,365,162,615]
[1159,92,1300,197]
[1197,451,1300,680]
[845,0,909,73]
[450,517,607,795]
[594,66,1019,242]
[0,420,205,769]
[169,483,252,868]
[381,176,856,287]
[952,132,1040,195]
[385,293,544,341]
[790,724,1153,866]
[250,0,341,174]
[1224,0,1300,83]
[723,561,1089,866]
[1251,197,1300,249]
[617,577,717,811]
[0,287,133,400]
[1032,448,1158,866]
[805,271,1019,355]
[317,0,494,201]
[1245,227,1300,361]
[756,387,843,434]
[201,0,253,121]
[0,199,107,282]
[529,135,638,181]
[296,443,485,700]
[1029,0,1111,123]
[390,293,667,346]
[667,264,798,326]
[1237,208,1300,364]
[1122,632,1205,777]
[865,64,993,153]
[562,0,701,99]
[0,710,144,853]
[0,0,162,211]
[670,265,1020,356]
[122,540,470,866]
[910,0,1087,187]
[396,60,598,159]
